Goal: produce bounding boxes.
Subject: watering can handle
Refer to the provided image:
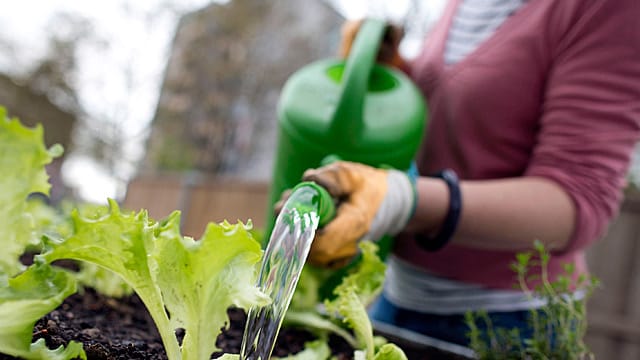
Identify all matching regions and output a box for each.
[330,19,387,141]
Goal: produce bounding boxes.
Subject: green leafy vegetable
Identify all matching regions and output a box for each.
[39,200,270,360]
[0,106,85,359]
[284,310,358,348]
[286,241,405,360]
[0,107,62,279]
[57,201,134,298]
[277,339,331,359]
[372,344,408,360]
[26,339,86,360]
[328,290,375,358]
[0,262,85,359]
[75,263,134,298]
[153,218,271,360]
[215,355,239,360]
[324,241,386,359]
[328,241,386,307]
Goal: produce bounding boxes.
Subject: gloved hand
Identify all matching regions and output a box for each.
[300,161,415,268]
[338,19,406,70]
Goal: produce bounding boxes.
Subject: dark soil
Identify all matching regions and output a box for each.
[0,287,353,360]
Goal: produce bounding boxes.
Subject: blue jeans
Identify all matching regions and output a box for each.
[368,294,534,347]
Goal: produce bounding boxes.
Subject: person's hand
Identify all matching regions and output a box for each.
[299,161,415,268]
[338,19,406,70]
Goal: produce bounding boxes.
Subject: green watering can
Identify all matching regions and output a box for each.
[265,19,427,253]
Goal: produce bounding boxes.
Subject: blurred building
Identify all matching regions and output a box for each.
[141,0,342,181]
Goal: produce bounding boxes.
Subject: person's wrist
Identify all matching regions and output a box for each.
[364,168,415,241]
[415,169,462,251]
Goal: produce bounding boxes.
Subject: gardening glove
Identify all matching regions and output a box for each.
[301,161,415,268]
[338,19,406,70]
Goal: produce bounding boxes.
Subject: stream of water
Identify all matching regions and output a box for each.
[240,186,322,360]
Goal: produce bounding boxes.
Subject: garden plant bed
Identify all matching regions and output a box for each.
[0,287,473,360]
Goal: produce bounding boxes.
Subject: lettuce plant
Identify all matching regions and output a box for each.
[0,262,84,360]
[0,107,312,360]
[324,242,407,360]
[38,202,270,360]
[286,242,407,360]
[0,107,62,280]
[0,106,86,359]
[36,199,134,297]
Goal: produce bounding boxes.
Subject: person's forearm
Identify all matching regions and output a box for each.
[406,176,576,251]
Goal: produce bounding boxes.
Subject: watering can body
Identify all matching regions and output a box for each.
[265,19,427,244]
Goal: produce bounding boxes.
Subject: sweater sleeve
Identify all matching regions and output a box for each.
[525,0,640,254]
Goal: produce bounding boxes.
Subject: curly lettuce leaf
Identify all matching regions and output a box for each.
[334,241,386,307]
[373,344,408,360]
[329,290,375,358]
[286,241,404,359]
[40,199,269,360]
[47,200,134,297]
[276,339,331,359]
[324,241,395,360]
[27,338,86,360]
[0,262,85,359]
[216,355,239,360]
[152,218,270,359]
[39,200,181,356]
[0,107,62,278]
[75,263,134,298]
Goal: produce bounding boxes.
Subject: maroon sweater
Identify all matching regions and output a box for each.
[395,0,640,289]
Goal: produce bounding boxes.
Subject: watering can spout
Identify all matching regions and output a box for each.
[291,181,336,226]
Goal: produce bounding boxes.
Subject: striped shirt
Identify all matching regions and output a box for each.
[444,0,528,65]
[385,256,548,314]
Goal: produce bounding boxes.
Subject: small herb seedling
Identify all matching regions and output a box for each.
[466,240,599,360]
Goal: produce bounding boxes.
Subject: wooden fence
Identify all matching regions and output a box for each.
[123,174,270,238]
[124,175,640,359]
[585,193,640,360]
